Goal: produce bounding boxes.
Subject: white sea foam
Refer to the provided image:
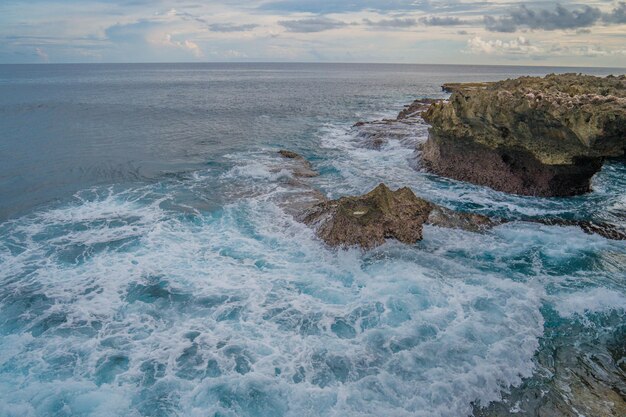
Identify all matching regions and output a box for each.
[0,178,550,417]
[0,120,624,417]
[554,287,626,318]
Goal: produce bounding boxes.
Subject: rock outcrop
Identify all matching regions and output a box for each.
[397,98,440,120]
[300,183,625,249]
[422,74,626,196]
[351,99,435,150]
[277,150,319,178]
[271,150,326,216]
[302,184,494,249]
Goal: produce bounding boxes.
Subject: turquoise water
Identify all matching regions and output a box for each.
[0,64,624,416]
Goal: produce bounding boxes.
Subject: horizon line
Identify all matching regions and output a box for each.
[1,61,625,71]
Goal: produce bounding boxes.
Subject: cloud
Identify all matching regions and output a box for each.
[467,36,539,55]
[279,17,348,33]
[261,0,426,14]
[35,47,49,62]
[604,1,626,24]
[420,16,465,26]
[209,23,258,32]
[158,35,203,57]
[363,18,417,28]
[548,44,626,58]
[104,18,204,59]
[485,4,602,32]
[467,35,626,59]
[1,0,626,65]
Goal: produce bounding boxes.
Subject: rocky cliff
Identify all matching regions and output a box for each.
[422,74,626,196]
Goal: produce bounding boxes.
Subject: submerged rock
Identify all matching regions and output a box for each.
[351,99,434,150]
[302,183,494,249]
[427,206,499,232]
[277,149,319,178]
[422,74,626,196]
[475,316,626,417]
[535,218,626,240]
[269,150,326,216]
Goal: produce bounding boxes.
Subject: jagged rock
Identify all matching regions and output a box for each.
[535,218,626,240]
[441,82,491,93]
[397,98,440,120]
[422,74,626,196]
[277,150,319,178]
[427,206,499,232]
[351,99,435,150]
[302,184,494,249]
[302,184,431,248]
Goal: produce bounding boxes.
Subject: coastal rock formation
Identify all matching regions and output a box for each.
[352,99,435,150]
[274,154,624,248]
[302,183,494,249]
[277,150,319,178]
[272,150,326,216]
[422,74,626,196]
[397,98,440,120]
[536,218,626,240]
[475,316,626,417]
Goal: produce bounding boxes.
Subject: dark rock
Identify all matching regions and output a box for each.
[302,184,432,249]
[277,150,319,178]
[396,98,440,120]
[423,74,626,196]
[427,206,499,232]
[278,150,304,160]
[302,184,495,249]
[441,82,490,93]
[421,134,604,196]
[535,218,626,240]
[351,99,435,150]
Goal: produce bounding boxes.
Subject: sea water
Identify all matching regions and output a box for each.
[0,63,624,417]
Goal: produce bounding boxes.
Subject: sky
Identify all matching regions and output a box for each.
[1,1,625,67]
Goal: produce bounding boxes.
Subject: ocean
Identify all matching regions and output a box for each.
[0,63,624,417]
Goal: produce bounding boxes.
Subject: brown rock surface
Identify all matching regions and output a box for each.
[302,184,432,249]
[422,73,626,196]
[302,184,495,249]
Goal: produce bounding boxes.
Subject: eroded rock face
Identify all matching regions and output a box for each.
[302,183,495,249]
[302,184,432,248]
[422,74,626,196]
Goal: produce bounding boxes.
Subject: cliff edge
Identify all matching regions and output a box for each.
[422,73,626,196]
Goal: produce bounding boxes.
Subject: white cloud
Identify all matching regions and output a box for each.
[1,1,626,65]
[466,35,626,60]
[151,34,204,58]
[34,47,49,62]
[466,36,539,55]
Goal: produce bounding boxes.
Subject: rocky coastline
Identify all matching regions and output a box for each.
[422,74,626,197]
[269,73,625,417]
